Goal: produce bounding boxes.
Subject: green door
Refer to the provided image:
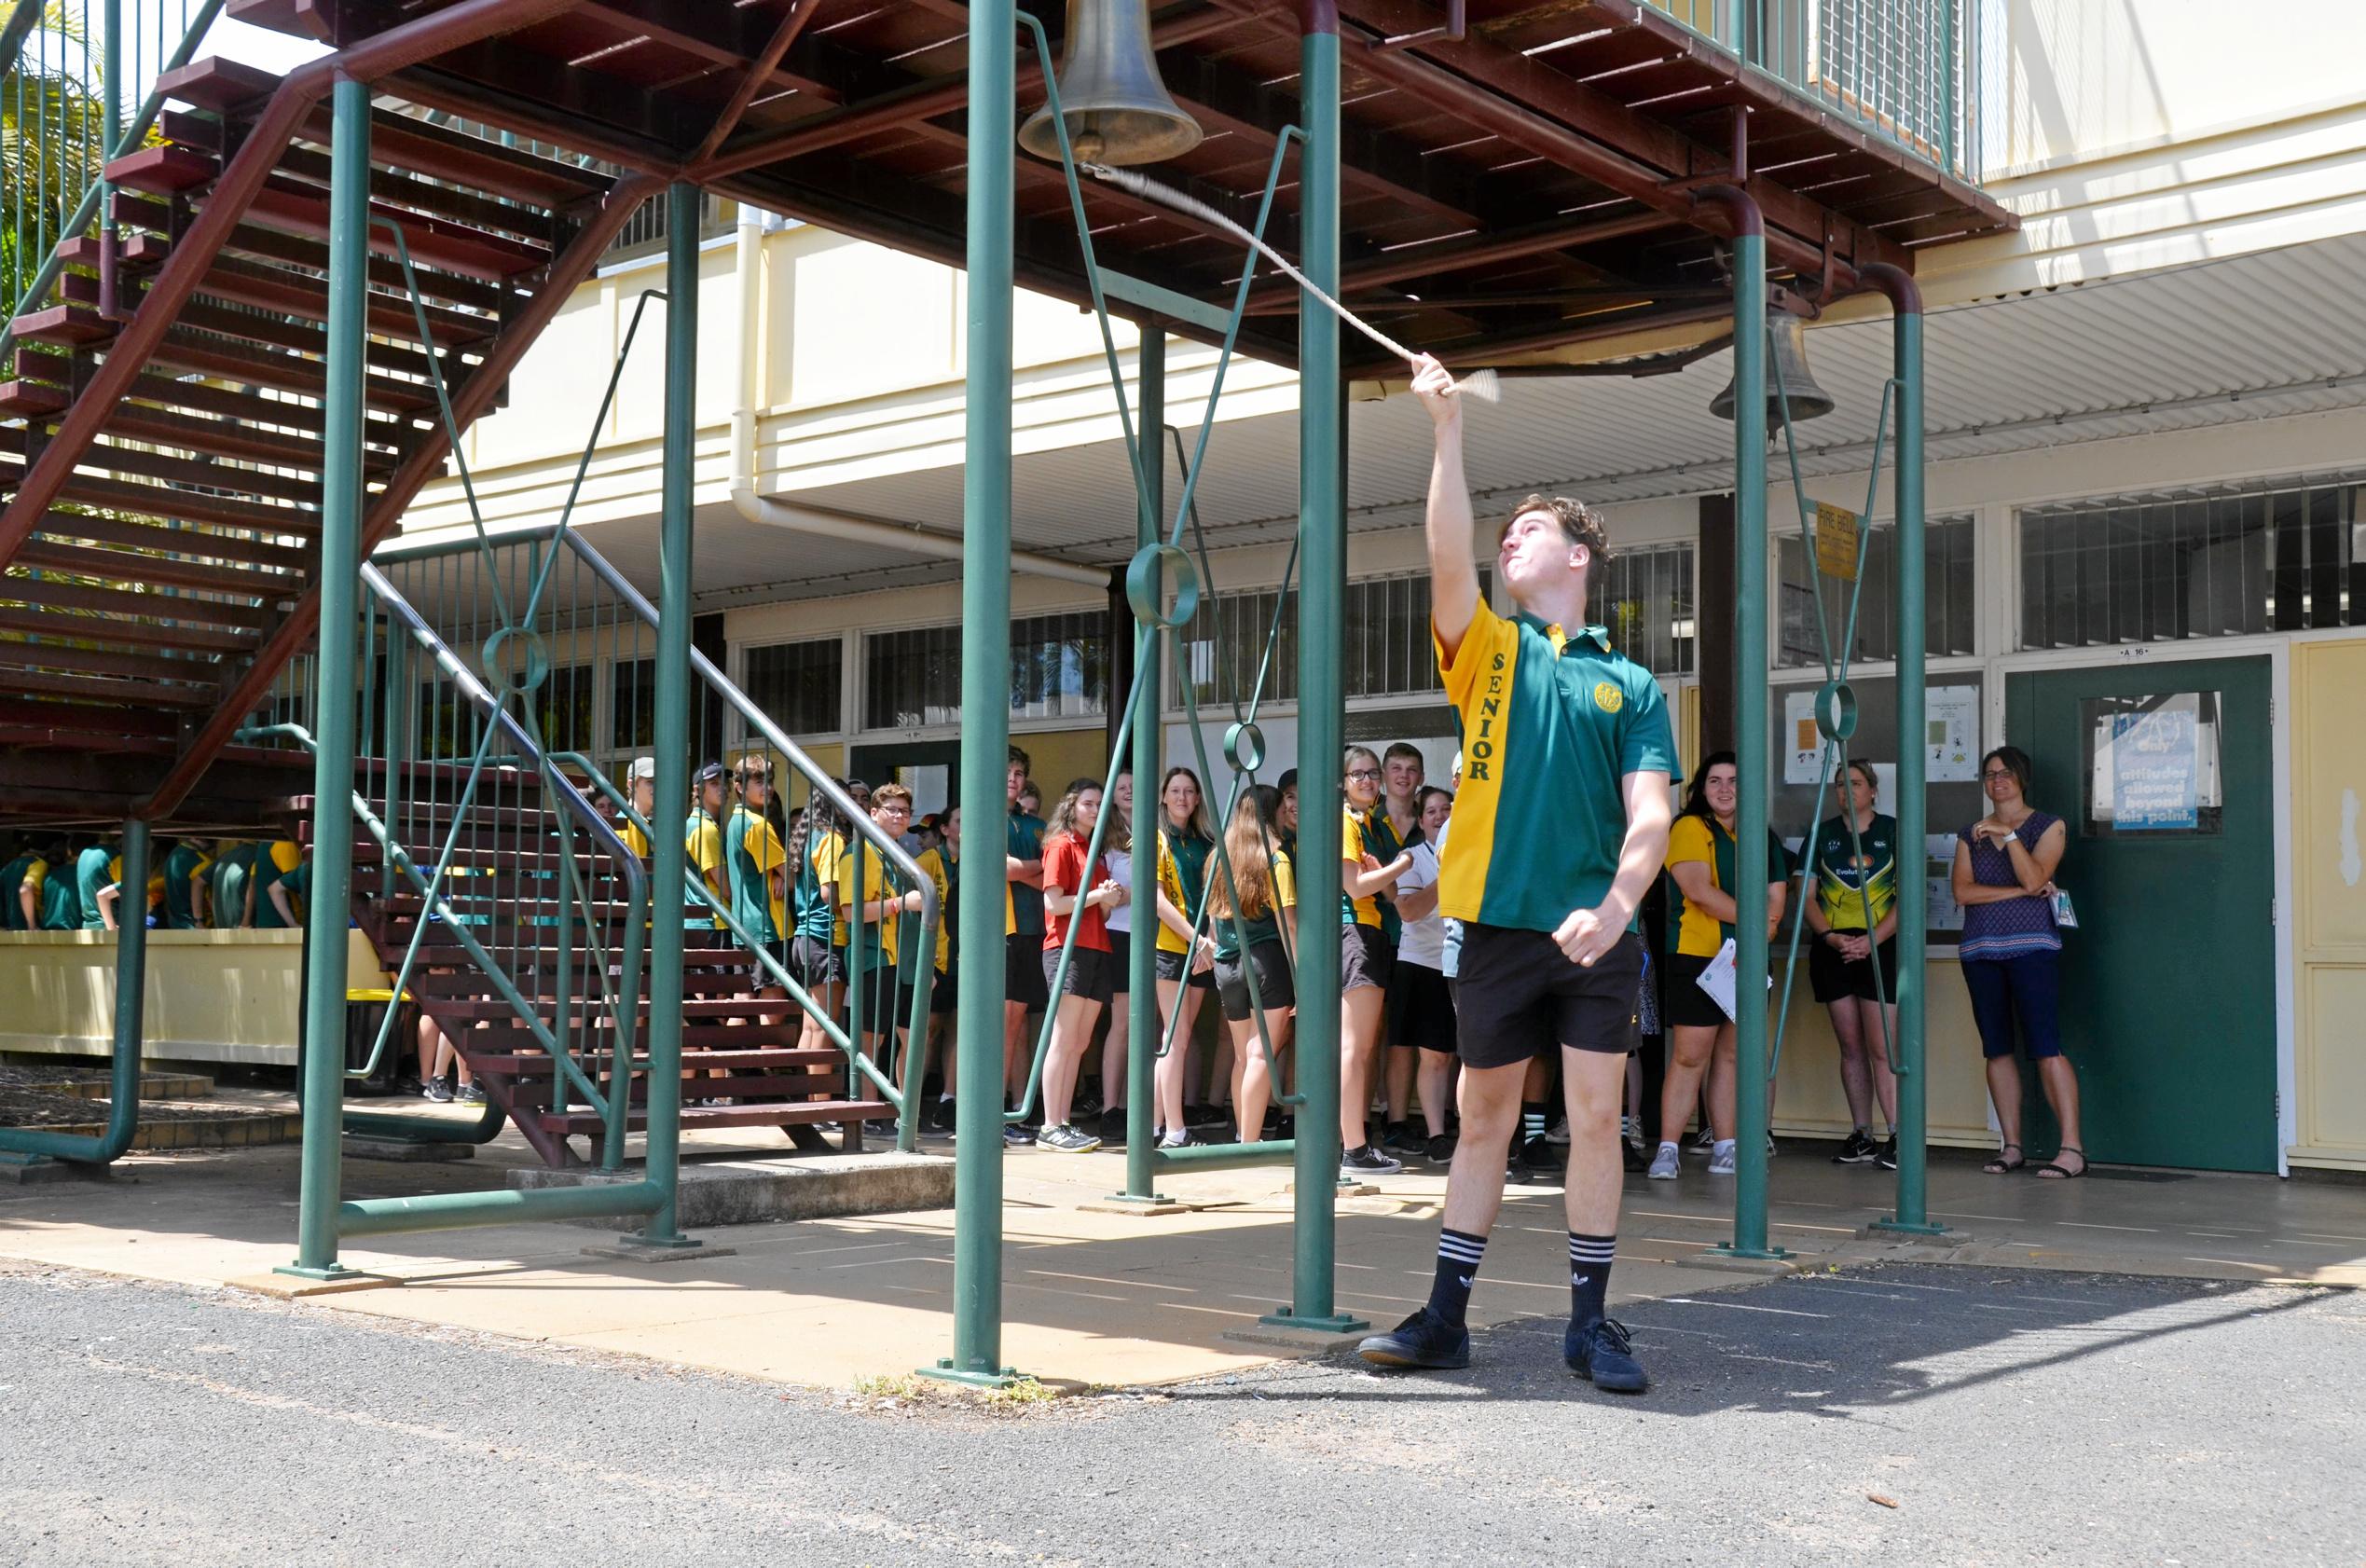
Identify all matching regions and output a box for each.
[2004,657,2277,1172]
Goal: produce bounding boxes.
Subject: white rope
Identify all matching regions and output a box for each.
[1085,161,1501,402]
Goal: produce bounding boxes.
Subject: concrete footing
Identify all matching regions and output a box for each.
[227,1271,399,1299]
[1676,1250,1800,1278]
[510,1150,956,1231]
[580,1241,739,1265]
[0,1159,113,1187]
[1221,1322,1373,1355]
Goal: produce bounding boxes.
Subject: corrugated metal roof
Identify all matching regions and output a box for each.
[523,231,2366,604]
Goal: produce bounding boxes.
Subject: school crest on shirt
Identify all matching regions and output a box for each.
[1592,681,1623,714]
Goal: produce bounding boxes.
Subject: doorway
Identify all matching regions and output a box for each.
[2004,656,2277,1172]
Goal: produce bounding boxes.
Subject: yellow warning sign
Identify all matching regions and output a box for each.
[1814,502,1861,581]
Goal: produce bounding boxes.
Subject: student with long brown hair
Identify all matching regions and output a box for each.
[1150,766,1220,1147]
[1206,783,1298,1146]
[1036,777,1126,1151]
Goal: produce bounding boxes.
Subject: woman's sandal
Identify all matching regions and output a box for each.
[2032,1145,2087,1180]
[1982,1143,2026,1175]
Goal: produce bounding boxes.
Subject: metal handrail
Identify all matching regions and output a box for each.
[550,528,941,1151]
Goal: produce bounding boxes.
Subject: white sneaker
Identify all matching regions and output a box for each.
[1646,1143,1681,1180]
[1708,1139,1738,1176]
[1545,1116,1571,1146]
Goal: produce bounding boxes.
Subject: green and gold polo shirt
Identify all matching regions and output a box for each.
[1433,598,1676,932]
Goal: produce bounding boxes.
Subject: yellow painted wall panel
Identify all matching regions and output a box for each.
[2299,967,2366,1165]
[1770,959,1997,1147]
[2291,637,2366,1168]
[0,930,388,1066]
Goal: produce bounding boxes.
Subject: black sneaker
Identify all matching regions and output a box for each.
[1356,1306,1470,1371]
[1564,1316,1648,1393]
[1521,1135,1566,1176]
[1000,1122,1031,1148]
[928,1098,956,1134]
[1184,1102,1228,1129]
[1425,1132,1459,1164]
[458,1084,485,1104]
[1036,1122,1102,1153]
[1157,1129,1199,1150]
[1833,1129,1878,1165]
[1876,1135,1900,1171]
[1621,1135,1651,1175]
[1382,1121,1425,1155]
[422,1079,452,1103]
[1341,1144,1402,1177]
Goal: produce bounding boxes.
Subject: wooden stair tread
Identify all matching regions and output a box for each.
[14,537,296,603]
[534,1101,897,1135]
[156,56,281,115]
[105,144,219,195]
[0,380,69,417]
[10,303,113,346]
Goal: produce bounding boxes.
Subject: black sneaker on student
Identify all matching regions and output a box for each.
[1564,1316,1648,1394]
[1621,1135,1652,1175]
[1876,1135,1900,1171]
[928,1098,956,1134]
[422,1079,452,1103]
[458,1084,485,1104]
[1000,1122,1032,1148]
[1382,1121,1426,1155]
[1356,1307,1470,1371]
[1425,1132,1459,1164]
[1833,1129,1878,1165]
[1341,1144,1401,1177]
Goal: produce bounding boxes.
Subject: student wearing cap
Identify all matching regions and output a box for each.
[1358,356,1676,1394]
[617,756,657,860]
[686,762,730,927]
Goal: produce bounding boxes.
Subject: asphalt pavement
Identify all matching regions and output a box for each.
[1,1259,2357,1567]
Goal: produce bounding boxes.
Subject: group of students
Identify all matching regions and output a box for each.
[0,834,310,934]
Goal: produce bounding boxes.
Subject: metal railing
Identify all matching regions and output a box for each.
[1649,0,1977,182]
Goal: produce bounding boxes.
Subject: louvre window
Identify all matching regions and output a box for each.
[1779,516,1975,667]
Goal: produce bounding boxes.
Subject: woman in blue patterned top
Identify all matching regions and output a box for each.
[1951,745,2082,1178]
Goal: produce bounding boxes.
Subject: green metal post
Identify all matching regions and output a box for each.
[1259,7,1364,1335]
[1714,203,1783,1261]
[1120,329,1168,1204]
[280,76,369,1282]
[933,0,1018,1387]
[632,182,701,1250]
[1864,269,1946,1237]
[96,0,119,319]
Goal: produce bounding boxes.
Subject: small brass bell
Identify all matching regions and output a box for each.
[1711,308,1836,424]
[1016,0,1204,168]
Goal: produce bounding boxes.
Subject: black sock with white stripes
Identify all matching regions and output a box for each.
[1428,1228,1487,1328]
[1568,1231,1616,1327]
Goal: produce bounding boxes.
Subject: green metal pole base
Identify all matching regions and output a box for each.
[1866,1217,1956,1239]
[918,1358,1027,1390]
[1096,1190,1181,1208]
[272,1260,369,1284]
[1701,1242,1791,1264]
[612,1231,703,1253]
[1258,1308,1370,1334]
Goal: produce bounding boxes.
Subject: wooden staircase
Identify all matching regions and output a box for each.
[0,51,653,830]
[304,773,898,1168]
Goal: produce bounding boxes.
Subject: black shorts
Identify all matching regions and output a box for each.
[1809,934,1900,1004]
[929,962,958,1015]
[1044,944,1115,1006]
[1452,923,1644,1068]
[1663,950,1729,1029]
[849,964,901,1035]
[1215,939,1295,1022]
[1006,931,1049,1010]
[1155,945,1216,990]
[789,933,843,990]
[1341,922,1393,994]
[1106,928,1133,990]
[1386,960,1456,1053]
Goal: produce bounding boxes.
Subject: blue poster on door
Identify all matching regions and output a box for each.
[2112,708,2199,830]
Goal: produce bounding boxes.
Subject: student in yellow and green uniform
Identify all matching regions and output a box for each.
[897,807,953,1102]
[908,805,965,1132]
[1,842,41,931]
[1204,784,1299,1149]
[789,790,848,1057]
[842,784,925,1058]
[162,839,214,930]
[1356,363,1678,1390]
[685,761,729,931]
[1801,757,1904,1168]
[209,841,258,929]
[1149,765,1221,1149]
[724,756,791,1018]
[1650,750,1790,1182]
[20,844,79,931]
[1339,746,1417,1176]
[253,839,310,929]
[76,842,123,932]
[616,755,656,860]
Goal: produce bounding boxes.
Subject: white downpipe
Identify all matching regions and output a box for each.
[726,208,1107,587]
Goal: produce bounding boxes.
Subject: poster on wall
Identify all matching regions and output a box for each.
[1926,684,1980,781]
[1783,688,1825,785]
[2109,706,2201,830]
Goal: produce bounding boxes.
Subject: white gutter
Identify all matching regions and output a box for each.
[726,207,1109,588]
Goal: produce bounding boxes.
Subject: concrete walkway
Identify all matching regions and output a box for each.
[1,1110,2359,1388]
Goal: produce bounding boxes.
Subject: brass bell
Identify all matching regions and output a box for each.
[1711,308,1836,424]
[1016,0,1204,168]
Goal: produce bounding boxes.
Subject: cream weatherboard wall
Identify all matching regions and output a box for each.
[2291,637,2366,1170]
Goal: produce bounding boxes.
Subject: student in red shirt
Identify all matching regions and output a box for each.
[1037,777,1127,1153]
